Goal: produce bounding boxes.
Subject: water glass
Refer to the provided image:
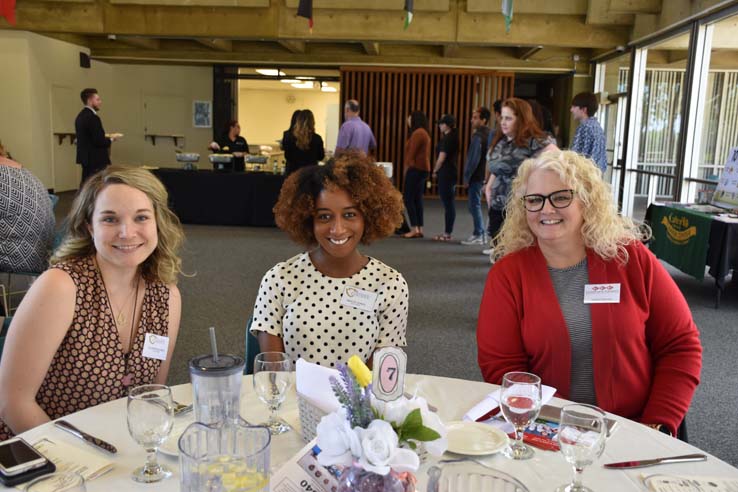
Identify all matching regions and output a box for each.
[555,404,607,492]
[253,352,292,435]
[178,419,271,492]
[500,371,542,460]
[127,384,174,483]
[26,472,86,492]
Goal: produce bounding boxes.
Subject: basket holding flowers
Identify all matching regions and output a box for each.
[314,356,447,492]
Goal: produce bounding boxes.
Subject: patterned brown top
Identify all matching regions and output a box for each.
[0,255,170,441]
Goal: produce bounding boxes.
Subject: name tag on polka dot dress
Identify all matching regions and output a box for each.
[340,286,378,312]
[142,333,170,360]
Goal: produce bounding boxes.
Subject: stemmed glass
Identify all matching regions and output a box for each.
[500,371,542,460]
[555,404,608,492]
[253,352,292,435]
[127,384,174,483]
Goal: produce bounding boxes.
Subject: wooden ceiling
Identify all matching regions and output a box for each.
[0,0,731,71]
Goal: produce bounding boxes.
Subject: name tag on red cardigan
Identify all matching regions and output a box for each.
[583,283,621,304]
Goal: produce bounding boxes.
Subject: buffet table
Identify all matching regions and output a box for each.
[153,168,284,227]
[5,375,737,491]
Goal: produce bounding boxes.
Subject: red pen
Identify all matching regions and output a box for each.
[475,406,501,422]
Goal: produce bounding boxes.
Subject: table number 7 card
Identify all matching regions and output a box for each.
[372,347,407,402]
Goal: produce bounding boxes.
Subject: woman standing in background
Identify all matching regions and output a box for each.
[283,109,325,177]
[402,111,431,239]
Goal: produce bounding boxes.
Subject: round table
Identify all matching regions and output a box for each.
[3,374,736,491]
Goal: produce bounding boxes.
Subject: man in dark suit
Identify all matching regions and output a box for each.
[75,88,118,186]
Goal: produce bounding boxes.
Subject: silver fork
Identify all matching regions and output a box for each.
[172,400,193,416]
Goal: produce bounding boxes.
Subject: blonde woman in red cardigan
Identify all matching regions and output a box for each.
[476,150,702,437]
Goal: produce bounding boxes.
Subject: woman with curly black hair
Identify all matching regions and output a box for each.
[250,153,408,368]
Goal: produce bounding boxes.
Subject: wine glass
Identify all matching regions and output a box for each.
[499,371,542,460]
[555,404,608,492]
[253,352,292,435]
[26,472,86,492]
[127,384,174,483]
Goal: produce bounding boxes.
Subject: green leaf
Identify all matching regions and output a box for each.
[412,425,441,442]
[400,408,423,433]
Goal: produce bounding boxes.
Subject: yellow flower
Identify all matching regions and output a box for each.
[348,355,372,388]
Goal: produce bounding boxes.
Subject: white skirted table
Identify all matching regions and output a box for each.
[3,374,736,491]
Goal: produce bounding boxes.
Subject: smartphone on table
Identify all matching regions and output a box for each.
[0,437,50,477]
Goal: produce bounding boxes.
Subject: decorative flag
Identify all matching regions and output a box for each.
[1,0,16,25]
[297,0,313,32]
[501,0,513,33]
[404,0,413,30]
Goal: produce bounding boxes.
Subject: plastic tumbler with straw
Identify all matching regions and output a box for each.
[189,327,245,425]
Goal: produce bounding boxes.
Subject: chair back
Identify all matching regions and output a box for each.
[244,315,259,375]
[0,316,12,363]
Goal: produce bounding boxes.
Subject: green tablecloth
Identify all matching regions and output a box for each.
[649,205,713,280]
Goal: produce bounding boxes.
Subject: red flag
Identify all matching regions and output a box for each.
[1,0,16,25]
[297,0,313,31]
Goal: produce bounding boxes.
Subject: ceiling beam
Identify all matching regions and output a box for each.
[90,42,591,72]
[467,0,588,15]
[196,38,233,51]
[442,44,459,57]
[115,35,160,50]
[284,0,449,11]
[278,40,306,53]
[516,45,544,60]
[362,42,380,56]
[607,0,662,14]
[586,0,634,25]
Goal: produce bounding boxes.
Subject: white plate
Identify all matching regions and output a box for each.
[446,421,509,456]
[159,419,194,457]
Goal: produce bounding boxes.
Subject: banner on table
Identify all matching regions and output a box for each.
[649,205,712,280]
[713,146,738,209]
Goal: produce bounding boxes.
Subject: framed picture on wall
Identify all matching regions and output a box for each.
[193,100,212,128]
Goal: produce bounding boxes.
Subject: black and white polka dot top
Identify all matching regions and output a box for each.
[250,252,409,367]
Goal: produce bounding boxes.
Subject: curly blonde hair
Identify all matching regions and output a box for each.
[273,152,403,247]
[51,166,184,284]
[495,150,649,264]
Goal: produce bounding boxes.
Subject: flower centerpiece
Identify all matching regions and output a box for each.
[315,356,447,492]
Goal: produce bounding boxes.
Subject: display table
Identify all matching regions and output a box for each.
[153,168,284,227]
[646,203,738,307]
[5,374,737,491]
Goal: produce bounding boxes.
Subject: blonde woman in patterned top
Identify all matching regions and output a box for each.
[0,167,184,440]
[251,153,409,368]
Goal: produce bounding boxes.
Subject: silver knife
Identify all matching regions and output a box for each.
[604,453,706,469]
[54,419,118,454]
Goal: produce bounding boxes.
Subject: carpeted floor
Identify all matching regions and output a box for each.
[53,193,738,466]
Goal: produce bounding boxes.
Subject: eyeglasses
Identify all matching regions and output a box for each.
[522,189,575,212]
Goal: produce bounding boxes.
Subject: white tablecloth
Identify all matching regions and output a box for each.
[3,374,736,491]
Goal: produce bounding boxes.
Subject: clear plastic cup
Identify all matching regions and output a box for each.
[189,354,245,425]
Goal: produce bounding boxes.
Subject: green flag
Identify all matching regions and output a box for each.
[502,0,513,33]
[404,0,413,30]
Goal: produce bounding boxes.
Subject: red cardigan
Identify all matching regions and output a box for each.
[477,241,702,435]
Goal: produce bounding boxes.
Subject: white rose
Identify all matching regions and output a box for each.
[355,420,419,475]
[371,395,448,457]
[315,409,362,468]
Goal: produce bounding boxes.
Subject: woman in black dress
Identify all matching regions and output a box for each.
[283,110,325,176]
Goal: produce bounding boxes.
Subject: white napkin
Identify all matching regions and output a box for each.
[462,384,557,422]
[295,359,342,413]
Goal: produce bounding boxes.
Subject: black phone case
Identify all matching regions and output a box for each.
[0,459,56,487]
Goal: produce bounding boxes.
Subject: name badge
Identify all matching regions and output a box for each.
[142,333,170,360]
[583,283,621,304]
[340,286,378,312]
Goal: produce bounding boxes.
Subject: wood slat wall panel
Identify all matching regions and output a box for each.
[340,68,514,197]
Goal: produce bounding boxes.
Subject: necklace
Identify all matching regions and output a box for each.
[110,286,137,326]
[97,261,141,387]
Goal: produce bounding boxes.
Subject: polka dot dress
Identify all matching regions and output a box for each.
[0,255,170,441]
[251,252,408,368]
